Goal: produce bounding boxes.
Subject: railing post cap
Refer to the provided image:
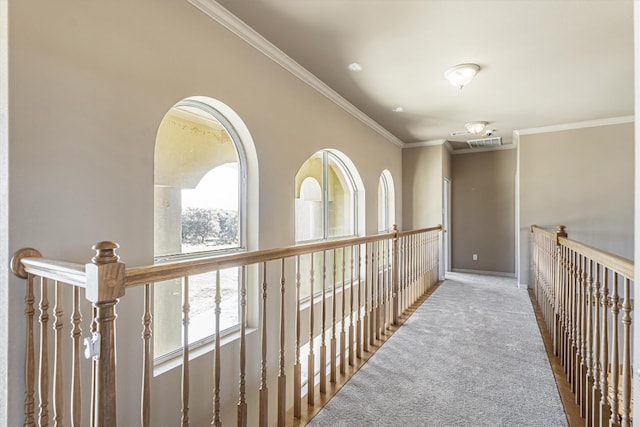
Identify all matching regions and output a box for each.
[556,225,567,236]
[92,241,120,265]
[87,241,125,302]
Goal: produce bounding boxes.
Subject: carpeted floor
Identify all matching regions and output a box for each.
[307,272,568,427]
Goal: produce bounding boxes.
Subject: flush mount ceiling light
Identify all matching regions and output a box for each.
[444,63,480,89]
[348,62,363,72]
[464,121,488,134]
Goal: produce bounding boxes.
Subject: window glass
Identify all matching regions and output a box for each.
[295,150,359,297]
[378,174,389,232]
[378,170,395,233]
[154,100,245,359]
[180,164,240,254]
[327,153,355,238]
[295,177,323,241]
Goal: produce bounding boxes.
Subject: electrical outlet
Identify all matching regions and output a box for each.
[472,254,478,261]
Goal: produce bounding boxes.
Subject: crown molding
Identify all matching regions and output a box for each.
[443,140,453,153]
[515,115,634,136]
[187,0,404,148]
[403,139,447,149]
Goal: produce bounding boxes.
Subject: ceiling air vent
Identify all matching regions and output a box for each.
[467,136,502,148]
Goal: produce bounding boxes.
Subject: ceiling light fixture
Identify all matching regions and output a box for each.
[348,62,363,72]
[444,63,480,89]
[392,106,404,113]
[464,121,488,134]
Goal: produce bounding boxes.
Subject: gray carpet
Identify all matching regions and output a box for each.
[307,272,568,427]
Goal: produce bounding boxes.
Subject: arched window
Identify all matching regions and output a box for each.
[378,170,395,232]
[295,150,358,242]
[154,97,255,360]
[295,150,363,296]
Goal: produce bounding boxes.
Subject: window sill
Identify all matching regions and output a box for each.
[153,327,258,377]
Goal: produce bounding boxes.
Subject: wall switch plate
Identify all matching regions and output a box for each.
[472,254,478,261]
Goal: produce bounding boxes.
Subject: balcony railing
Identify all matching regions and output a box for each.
[11,225,441,426]
[530,225,633,427]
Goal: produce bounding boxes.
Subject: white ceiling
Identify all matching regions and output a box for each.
[213,0,634,146]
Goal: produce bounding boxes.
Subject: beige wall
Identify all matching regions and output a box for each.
[5,1,403,425]
[402,144,450,277]
[518,122,634,286]
[451,149,516,274]
[402,145,444,229]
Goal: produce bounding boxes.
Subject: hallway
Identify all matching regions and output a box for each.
[307,273,567,427]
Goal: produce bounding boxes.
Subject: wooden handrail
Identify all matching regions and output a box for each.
[530,224,634,427]
[11,248,86,287]
[397,225,442,238]
[21,259,87,288]
[10,226,443,289]
[530,224,557,240]
[125,226,442,288]
[558,237,633,281]
[530,225,633,280]
[10,225,442,427]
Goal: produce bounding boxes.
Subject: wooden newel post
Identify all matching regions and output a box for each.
[85,241,126,427]
[392,225,400,325]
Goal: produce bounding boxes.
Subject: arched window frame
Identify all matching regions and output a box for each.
[153,97,258,364]
[294,149,364,299]
[295,150,359,243]
[154,98,248,261]
[378,170,395,233]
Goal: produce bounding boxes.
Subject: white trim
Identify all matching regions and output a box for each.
[403,139,447,149]
[512,130,520,147]
[516,116,634,136]
[451,268,516,278]
[515,145,521,285]
[154,328,257,376]
[443,140,453,153]
[633,2,640,418]
[441,177,452,279]
[187,0,404,148]
[451,143,517,155]
[0,0,8,423]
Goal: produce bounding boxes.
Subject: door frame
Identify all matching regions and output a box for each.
[441,177,452,279]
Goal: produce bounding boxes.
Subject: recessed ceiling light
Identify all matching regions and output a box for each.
[392,106,404,113]
[348,62,363,72]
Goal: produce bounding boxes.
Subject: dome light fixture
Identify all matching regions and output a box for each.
[444,63,480,89]
[464,121,488,134]
[348,62,363,72]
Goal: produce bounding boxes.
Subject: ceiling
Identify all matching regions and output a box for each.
[213,0,634,148]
